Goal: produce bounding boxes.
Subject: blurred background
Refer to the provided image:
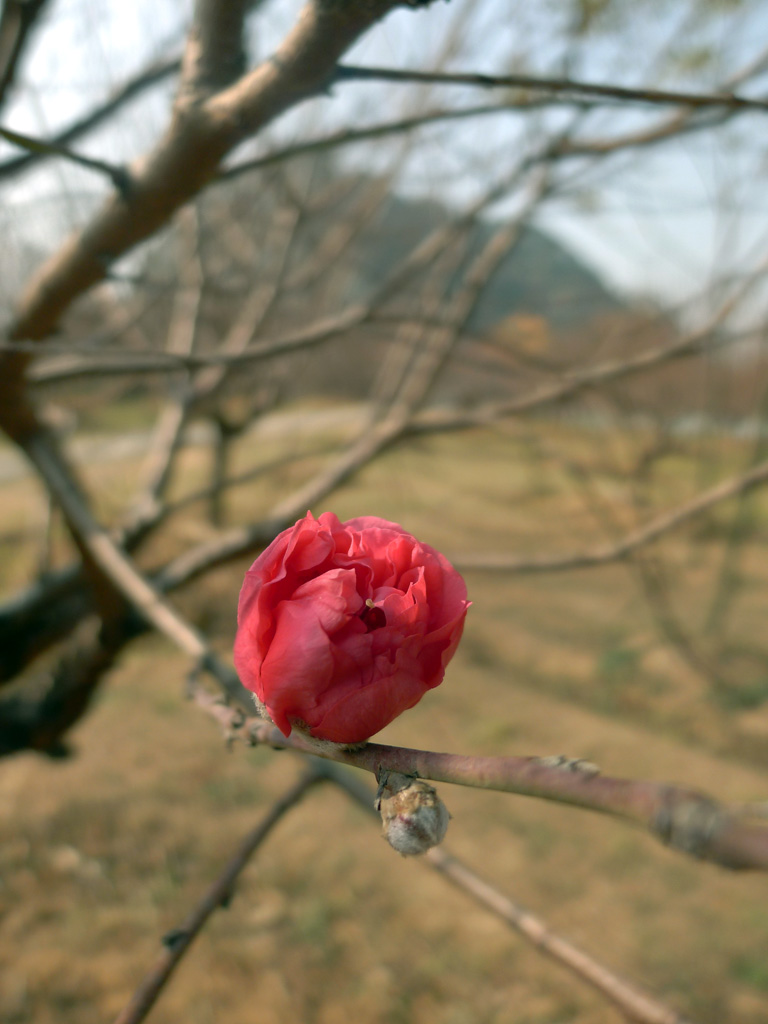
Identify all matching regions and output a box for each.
[2,0,768,1021]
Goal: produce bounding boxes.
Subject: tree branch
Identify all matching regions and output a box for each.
[219,100,590,183]
[426,846,692,1024]
[0,0,441,441]
[193,688,768,872]
[455,455,768,575]
[23,306,370,382]
[5,1,434,346]
[0,55,181,182]
[0,0,50,109]
[0,614,127,757]
[21,430,251,709]
[111,766,326,1024]
[0,124,130,192]
[329,766,694,1024]
[335,63,768,113]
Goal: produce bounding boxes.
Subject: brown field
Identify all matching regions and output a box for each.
[2,406,768,1024]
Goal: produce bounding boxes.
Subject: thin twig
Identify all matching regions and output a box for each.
[111,766,325,1024]
[327,765,694,1024]
[0,124,130,193]
[133,207,205,512]
[455,454,768,575]
[426,849,692,1024]
[24,306,370,383]
[0,55,181,181]
[218,100,590,183]
[2,320,744,380]
[0,0,51,109]
[335,64,768,113]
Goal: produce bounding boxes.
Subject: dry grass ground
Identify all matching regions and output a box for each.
[1,405,768,1024]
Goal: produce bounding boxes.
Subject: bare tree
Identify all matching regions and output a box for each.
[2,1,768,1021]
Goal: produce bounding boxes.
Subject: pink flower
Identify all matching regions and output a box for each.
[234,512,469,744]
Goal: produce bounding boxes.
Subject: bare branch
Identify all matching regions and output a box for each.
[223,46,768,182]
[558,38,768,157]
[329,766,694,1024]
[335,63,768,113]
[193,688,768,872]
[0,55,181,182]
[0,564,88,685]
[0,124,130,192]
[189,200,301,400]
[176,0,250,103]
[21,431,250,709]
[111,766,325,1024]
[23,307,368,382]
[0,0,50,109]
[219,100,589,183]
[4,0,435,351]
[132,207,205,514]
[456,455,768,576]
[410,284,763,434]
[426,848,692,1024]
[0,615,123,757]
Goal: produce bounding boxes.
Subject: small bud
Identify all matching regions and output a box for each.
[376,770,450,856]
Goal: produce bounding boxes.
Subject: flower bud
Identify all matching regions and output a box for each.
[376,770,450,856]
[233,512,469,745]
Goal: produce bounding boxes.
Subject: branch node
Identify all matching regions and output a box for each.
[652,793,724,859]
[185,658,206,699]
[533,754,601,777]
[112,166,133,200]
[160,928,189,950]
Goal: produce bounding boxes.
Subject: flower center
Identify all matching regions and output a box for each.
[360,598,387,632]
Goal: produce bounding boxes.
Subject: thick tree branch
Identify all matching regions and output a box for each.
[176,0,253,104]
[21,431,251,709]
[1,0,440,439]
[194,689,768,872]
[0,564,88,685]
[5,1,432,344]
[0,615,126,757]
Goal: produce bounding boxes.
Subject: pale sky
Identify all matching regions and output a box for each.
[2,0,768,321]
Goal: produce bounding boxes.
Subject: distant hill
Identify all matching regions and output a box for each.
[338,190,623,333]
[46,171,630,410]
[269,183,627,402]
